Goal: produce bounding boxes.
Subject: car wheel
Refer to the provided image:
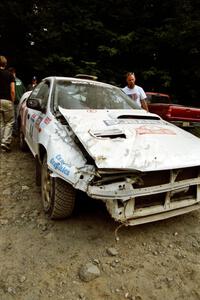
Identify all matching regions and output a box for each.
[19,127,28,152]
[41,154,76,219]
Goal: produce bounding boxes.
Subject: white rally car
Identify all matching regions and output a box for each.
[18,76,200,226]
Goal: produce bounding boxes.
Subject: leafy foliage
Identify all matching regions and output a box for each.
[0,0,199,104]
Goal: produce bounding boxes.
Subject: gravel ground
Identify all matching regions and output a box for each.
[0,136,200,300]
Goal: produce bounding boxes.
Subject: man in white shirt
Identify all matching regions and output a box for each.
[122,72,148,111]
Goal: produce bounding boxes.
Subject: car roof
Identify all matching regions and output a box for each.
[75,74,98,80]
[43,76,114,88]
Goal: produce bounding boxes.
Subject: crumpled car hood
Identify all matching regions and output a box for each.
[59,107,200,171]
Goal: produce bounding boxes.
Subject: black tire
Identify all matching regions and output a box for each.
[41,154,76,219]
[19,126,29,152]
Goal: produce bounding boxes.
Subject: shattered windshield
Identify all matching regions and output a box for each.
[53,80,141,110]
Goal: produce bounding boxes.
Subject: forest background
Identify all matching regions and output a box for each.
[0,0,200,105]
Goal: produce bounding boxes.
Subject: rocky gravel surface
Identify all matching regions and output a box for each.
[0,137,200,300]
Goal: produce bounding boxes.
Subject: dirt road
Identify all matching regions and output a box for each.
[0,137,200,300]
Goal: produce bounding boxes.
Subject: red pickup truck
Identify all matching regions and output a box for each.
[146,92,200,128]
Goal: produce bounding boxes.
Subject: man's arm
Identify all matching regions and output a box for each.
[141,98,149,111]
[10,82,15,102]
[139,87,149,111]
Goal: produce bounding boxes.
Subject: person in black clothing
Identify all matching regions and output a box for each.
[8,67,26,135]
[0,55,15,152]
[27,76,38,91]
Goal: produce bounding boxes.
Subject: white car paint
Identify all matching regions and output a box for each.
[18,76,200,225]
[59,108,200,171]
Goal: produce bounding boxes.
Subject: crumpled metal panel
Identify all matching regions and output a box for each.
[36,107,200,225]
[59,108,200,171]
[99,169,200,224]
[38,118,96,190]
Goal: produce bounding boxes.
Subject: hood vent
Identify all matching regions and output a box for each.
[89,129,126,139]
[117,115,160,120]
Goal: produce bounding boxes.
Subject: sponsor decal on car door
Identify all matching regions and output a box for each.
[26,110,43,155]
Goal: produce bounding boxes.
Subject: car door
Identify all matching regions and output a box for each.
[25,81,50,155]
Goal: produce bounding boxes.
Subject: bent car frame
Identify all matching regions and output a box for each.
[18,76,200,226]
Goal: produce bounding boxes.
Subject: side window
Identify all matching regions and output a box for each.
[37,83,49,108]
[30,82,44,99]
[30,81,50,110]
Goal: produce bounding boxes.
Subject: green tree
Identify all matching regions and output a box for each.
[0,0,199,103]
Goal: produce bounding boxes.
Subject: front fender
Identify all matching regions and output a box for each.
[38,120,95,191]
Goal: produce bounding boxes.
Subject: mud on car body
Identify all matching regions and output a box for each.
[18,76,200,226]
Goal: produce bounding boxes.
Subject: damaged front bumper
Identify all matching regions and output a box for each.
[87,166,200,225]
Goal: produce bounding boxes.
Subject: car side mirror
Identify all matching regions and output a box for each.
[27,98,45,112]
